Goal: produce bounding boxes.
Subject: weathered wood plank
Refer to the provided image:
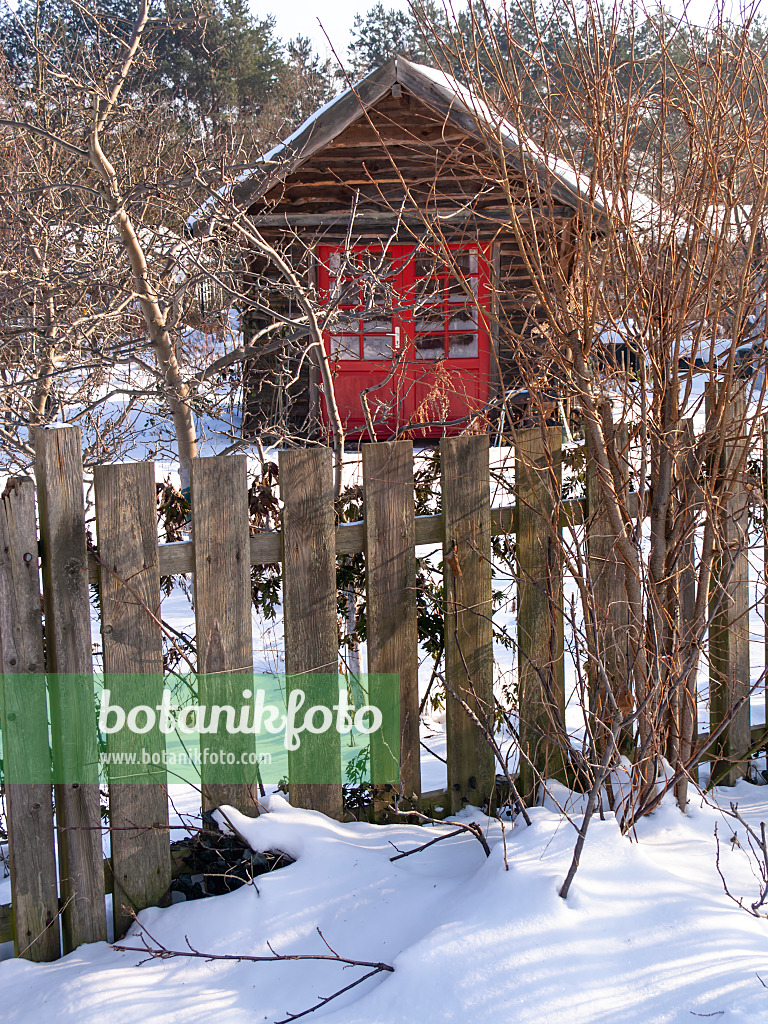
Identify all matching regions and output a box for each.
[94,463,172,940]
[516,426,566,803]
[280,448,342,819]
[248,208,563,228]
[191,456,259,816]
[0,477,60,961]
[709,392,751,786]
[34,426,107,952]
[441,435,495,814]
[363,441,419,804]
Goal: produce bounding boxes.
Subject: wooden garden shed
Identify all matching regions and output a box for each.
[196,55,600,441]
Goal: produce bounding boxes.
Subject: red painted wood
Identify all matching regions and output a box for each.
[317,243,492,439]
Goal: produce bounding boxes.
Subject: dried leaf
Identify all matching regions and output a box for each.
[446,540,463,578]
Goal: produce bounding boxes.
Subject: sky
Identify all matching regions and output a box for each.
[255,0,752,62]
[253,0,410,59]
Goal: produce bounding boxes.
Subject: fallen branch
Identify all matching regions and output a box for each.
[389,800,492,858]
[389,820,491,861]
[112,919,393,1023]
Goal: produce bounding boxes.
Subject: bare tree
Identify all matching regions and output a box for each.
[385,0,768,844]
[0,1,345,481]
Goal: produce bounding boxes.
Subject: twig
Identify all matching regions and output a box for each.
[559,717,621,898]
[388,801,491,857]
[275,966,386,1023]
[419,739,447,764]
[390,825,475,861]
[112,919,393,1023]
[714,804,768,917]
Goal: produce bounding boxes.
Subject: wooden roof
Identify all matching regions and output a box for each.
[189,56,601,234]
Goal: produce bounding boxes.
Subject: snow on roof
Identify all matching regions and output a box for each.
[403,60,603,210]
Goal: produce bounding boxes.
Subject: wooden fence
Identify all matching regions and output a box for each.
[0,423,763,961]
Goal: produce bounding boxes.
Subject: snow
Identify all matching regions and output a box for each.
[4,785,768,1022]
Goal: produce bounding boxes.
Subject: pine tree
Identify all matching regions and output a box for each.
[282,36,335,124]
[154,0,286,122]
[1,0,152,89]
[347,2,445,76]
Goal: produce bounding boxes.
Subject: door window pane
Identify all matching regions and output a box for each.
[453,250,478,277]
[447,314,477,332]
[415,313,444,332]
[447,281,477,303]
[448,333,479,358]
[363,334,393,359]
[416,334,444,359]
[331,335,359,360]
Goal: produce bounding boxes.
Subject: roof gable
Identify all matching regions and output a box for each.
[190,56,599,231]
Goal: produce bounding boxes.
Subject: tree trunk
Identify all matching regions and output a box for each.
[86,129,198,486]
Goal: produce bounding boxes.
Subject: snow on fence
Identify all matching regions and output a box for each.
[0,424,763,961]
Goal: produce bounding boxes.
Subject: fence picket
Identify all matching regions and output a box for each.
[0,477,59,961]
[674,419,700,804]
[94,462,171,939]
[280,448,342,819]
[34,426,107,952]
[191,455,259,816]
[441,435,495,814]
[363,441,420,806]
[516,426,566,802]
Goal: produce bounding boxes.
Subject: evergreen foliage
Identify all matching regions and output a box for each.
[0,0,335,143]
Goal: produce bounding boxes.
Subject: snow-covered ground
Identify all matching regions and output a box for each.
[3,782,768,1023]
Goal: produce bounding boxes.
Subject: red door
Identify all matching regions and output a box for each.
[317,243,492,440]
[405,246,492,438]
